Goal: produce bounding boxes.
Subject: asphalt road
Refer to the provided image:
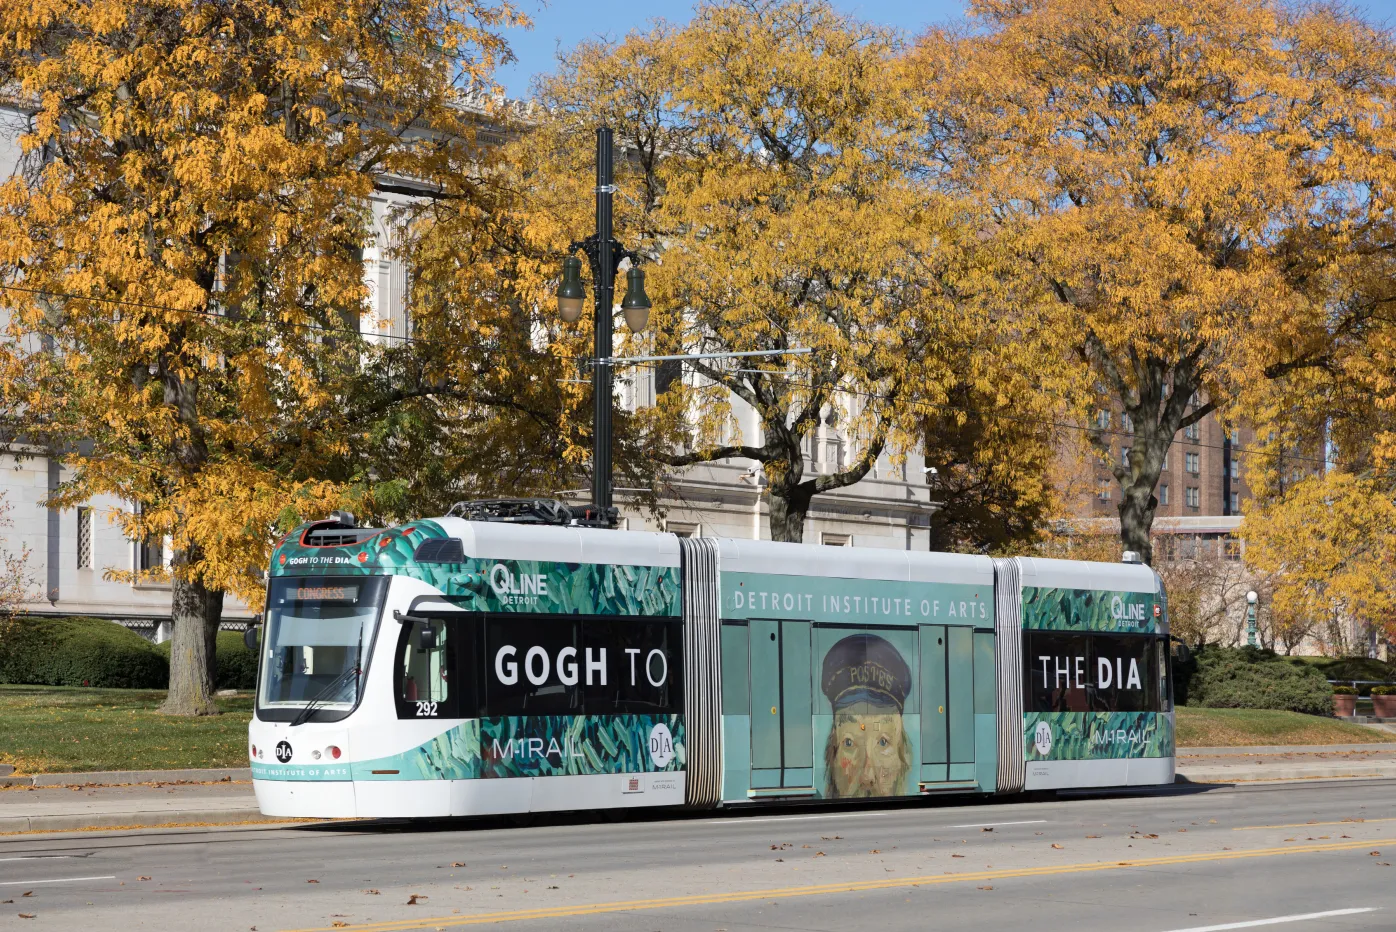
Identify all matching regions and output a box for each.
[3,779,1396,931]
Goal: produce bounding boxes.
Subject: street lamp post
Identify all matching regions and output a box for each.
[555,127,651,516]
[1246,590,1258,647]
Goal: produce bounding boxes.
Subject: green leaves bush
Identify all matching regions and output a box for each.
[1180,645,1334,716]
[0,616,168,689]
[155,631,258,691]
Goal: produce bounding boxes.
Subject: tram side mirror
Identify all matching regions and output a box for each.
[415,624,438,651]
[243,625,261,651]
[1171,638,1191,665]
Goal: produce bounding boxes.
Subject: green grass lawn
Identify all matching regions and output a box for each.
[0,685,252,774]
[1176,706,1391,748]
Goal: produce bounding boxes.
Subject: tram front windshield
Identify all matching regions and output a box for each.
[258,576,388,712]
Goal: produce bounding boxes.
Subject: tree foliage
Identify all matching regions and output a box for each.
[0,0,519,712]
[915,0,1396,563]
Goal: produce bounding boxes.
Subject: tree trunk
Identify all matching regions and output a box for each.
[1117,481,1157,565]
[767,480,813,543]
[159,547,225,717]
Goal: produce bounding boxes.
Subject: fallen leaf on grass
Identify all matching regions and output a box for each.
[407,895,427,905]
[1085,835,1100,839]
[18,914,35,920]
[869,849,880,854]
[814,852,826,857]
[1371,851,1382,857]
[821,836,842,841]
[451,862,466,868]
[363,890,380,895]
[331,924,349,929]
[137,877,150,882]
[307,879,320,883]
[981,827,993,833]
[21,891,33,896]
[977,886,993,891]
[951,854,964,858]
[774,858,784,863]
[1051,844,1063,849]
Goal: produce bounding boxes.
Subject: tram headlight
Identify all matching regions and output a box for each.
[312,750,322,760]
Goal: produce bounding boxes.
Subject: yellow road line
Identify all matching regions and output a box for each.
[1233,817,1396,831]
[282,836,1396,932]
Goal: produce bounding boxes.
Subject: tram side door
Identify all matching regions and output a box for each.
[749,619,814,793]
[919,624,976,785]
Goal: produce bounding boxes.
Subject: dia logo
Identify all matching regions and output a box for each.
[1033,722,1053,757]
[648,723,675,768]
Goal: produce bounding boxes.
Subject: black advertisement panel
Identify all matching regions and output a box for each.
[1026,631,1163,714]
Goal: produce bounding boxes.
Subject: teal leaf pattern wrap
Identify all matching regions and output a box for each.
[349,715,685,781]
[1024,711,1172,761]
[1022,587,1161,635]
[271,519,680,616]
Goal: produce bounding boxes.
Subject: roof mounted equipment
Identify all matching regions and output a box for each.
[446,498,618,529]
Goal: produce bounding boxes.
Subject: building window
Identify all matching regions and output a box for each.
[1183,422,1200,441]
[1095,409,1111,430]
[665,521,698,539]
[1096,478,1112,501]
[1120,447,1131,467]
[1230,491,1239,513]
[821,533,850,547]
[1223,539,1242,561]
[1230,457,1240,478]
[1121,413,1134,433]
[138,537,164,574]
[76,507,92,569]
[1231,428,1241,444]
[1186,487,1200,508]
[1161,451,1168,471]
[1185,452,1200,474]
[1159,484,1169,505]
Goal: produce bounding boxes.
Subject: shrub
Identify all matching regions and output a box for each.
[0,616,168,689]
[1300,656,1396,684]
[1182,645,1334,716]
[1371,686,1396,696]
[1332,685,1357,695]
[155,630,258,691]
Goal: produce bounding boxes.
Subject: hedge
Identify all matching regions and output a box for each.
[0,616,168,689]
[1179,645,1334,716]
[155,630,258,691]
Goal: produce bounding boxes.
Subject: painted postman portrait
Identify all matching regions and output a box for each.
[820,633,913,798]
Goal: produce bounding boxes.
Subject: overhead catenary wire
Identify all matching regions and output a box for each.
[0,280,1362,474]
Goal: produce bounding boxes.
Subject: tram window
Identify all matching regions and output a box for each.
[1088,636,1157,713]
[1027,633,1090,712]
[482,615,581,716]
[395,618,463,719]
[581,619,682,714]
[1026,632,1163,714]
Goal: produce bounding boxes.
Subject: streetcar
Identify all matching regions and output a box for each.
[247,500,1173,818]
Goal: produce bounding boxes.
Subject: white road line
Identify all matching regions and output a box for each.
[950,820,1048,829]
[0,856,80,862]
[701,812,876,825]
[0,876,116,886]
[1160,908,1378,932]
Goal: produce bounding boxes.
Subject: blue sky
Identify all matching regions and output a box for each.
[493,0,1396,99]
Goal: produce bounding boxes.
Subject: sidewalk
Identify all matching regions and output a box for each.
[0,770,274,833]
[1177,742,1396,783]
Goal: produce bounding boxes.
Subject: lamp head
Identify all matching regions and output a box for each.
[1247,590,1258,605]
[556,256,585,322]
[620,266,651,331]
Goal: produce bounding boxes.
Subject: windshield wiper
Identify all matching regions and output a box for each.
[290,628,364,727]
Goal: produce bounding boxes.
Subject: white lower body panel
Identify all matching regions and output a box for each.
[255,771,687,819]
[1023,756,1174,791]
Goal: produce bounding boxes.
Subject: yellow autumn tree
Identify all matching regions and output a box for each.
[519,0,1003,542]
[914,0,1396,563]
[0,0,520,713]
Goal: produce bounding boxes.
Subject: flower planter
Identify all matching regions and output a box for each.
[1372,695,1396,718]
[1333,694,1357,717]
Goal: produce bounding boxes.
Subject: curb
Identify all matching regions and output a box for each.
[0,768,251,788]
[1178,763,1396,783]
[0,807,276,834]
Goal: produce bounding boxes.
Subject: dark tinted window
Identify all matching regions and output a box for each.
[394,613,682,719]
[1026,632,1162,713]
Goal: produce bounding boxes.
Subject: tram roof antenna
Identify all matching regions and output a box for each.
[446,498,619,529]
